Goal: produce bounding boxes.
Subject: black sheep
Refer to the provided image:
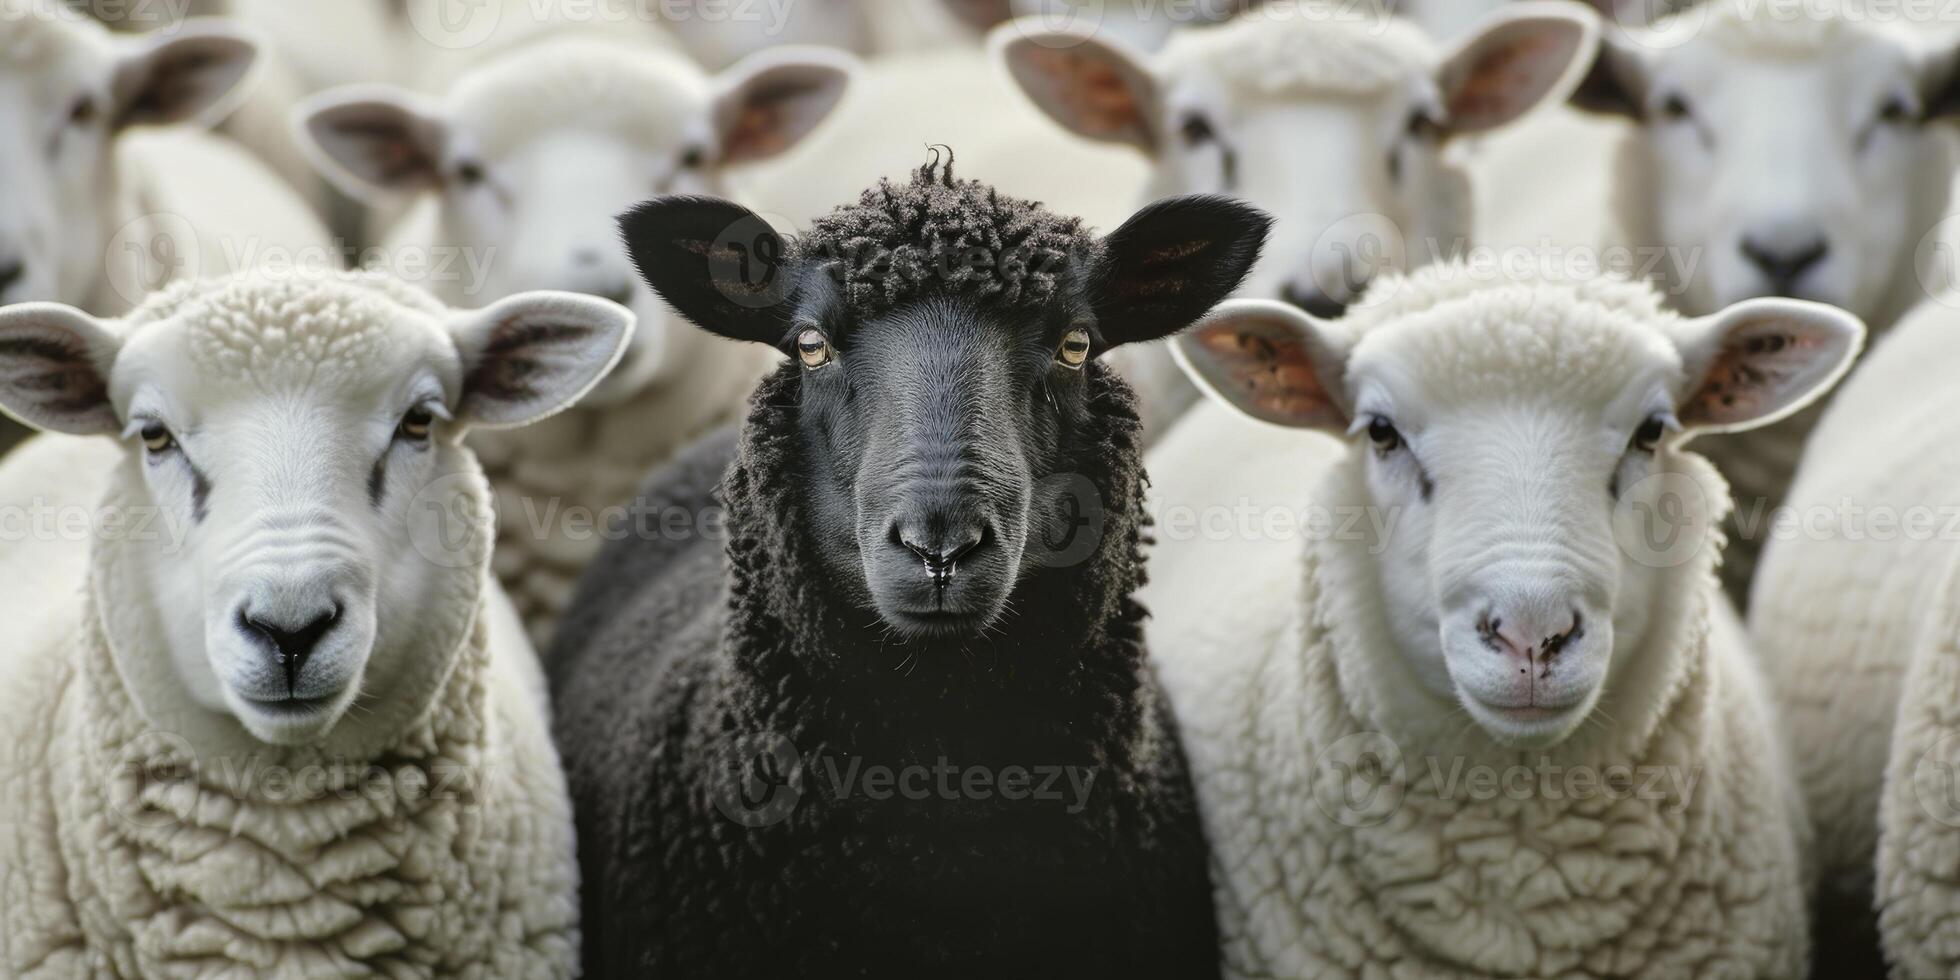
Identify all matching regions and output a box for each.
[549,157,1269,978]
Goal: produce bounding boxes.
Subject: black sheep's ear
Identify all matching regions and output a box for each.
[1091,194,1271,349]
[618,195,797,345]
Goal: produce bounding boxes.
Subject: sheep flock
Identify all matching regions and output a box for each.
[5,0,1960,977]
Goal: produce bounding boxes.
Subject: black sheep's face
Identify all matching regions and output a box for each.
[621,189,1271,640]
[792,292,1096,637]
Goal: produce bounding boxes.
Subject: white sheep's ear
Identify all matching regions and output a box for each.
[110,19,259,129]
[1437,2,1599,134]
[1671,298,1865,435]
[713,47,857,165]
[448,292,635,429]
[294,85,449,201]
[992,20,1159,152]
[1171,299,1352,433]
[0,303,122,435]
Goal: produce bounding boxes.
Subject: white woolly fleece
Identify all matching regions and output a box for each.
[1157,2,1436,102]
[0,274,580,978]
[1750,298,1960,975]
[1145,269,1809,978]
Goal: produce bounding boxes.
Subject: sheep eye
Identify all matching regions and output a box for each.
[398,406,435,442]
[139,422,175,455]
[1057,328,1092,369]
[1632,413,1673,453]
[68,95,96,127]
[679,146,706,169]
[454,159,487,186]
[796,328,833,369]
[1179,114,1215,147]
[1878,96,1914,125]
[1366,416,1401,452]
[1658,93,1693,122]
[1405,109,1441,140]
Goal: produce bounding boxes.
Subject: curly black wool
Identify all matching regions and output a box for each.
[549,167,1221,980]
[793,149,1099,319]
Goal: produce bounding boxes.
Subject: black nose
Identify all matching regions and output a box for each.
[0,258,24,294]
[1740,236,1829,291]
[238,604,341,695]
[892,523,989,599]
[1282,282,1349,320]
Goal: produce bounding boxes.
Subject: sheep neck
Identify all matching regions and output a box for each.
[711,363,1155,756]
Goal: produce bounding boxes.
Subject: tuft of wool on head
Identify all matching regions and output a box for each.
[1161,1,1435,101]
[448,37,709,159]
[1643,0,1903,55]
[1339,261,1685,399]
[793,151,1101,319]
[119,268,450,385]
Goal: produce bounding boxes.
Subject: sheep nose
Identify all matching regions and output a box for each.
[238,603,342,694]
[891,522,990,597]
[1739,234,1829,292]
[0,257,24,296]
[591,279,635,308]
[1476,607,1584,672]
[1282,281,1350,320]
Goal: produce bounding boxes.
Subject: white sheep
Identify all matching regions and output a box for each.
[1484,0,1960,600]
[0,267,632,978]
[990,0,1599,433]
[294,36,849,643]
[1746,295,1960,975]
[1145,267,1863,977]
[0,3,334,454]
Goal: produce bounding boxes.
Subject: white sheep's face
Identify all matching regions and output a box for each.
[996,4,1598,316]
[298,43,853,406]
[0,13,255,308]
[1576,18,1960,321]
[0,282,630,746]
[1175,291,1862,746]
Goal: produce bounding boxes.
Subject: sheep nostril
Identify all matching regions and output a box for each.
[237,603,342,695]
[0,258,24,294]
[1739,236,1829,291]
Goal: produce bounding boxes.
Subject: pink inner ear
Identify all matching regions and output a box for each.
[1447,31,1562,127]
[1683,330,1815,425]
[1190,320,1336,425]
[1024,47,1146,141]
[725,85,799,161]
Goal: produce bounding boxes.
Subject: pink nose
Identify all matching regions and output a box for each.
[1478,609,1584,672]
